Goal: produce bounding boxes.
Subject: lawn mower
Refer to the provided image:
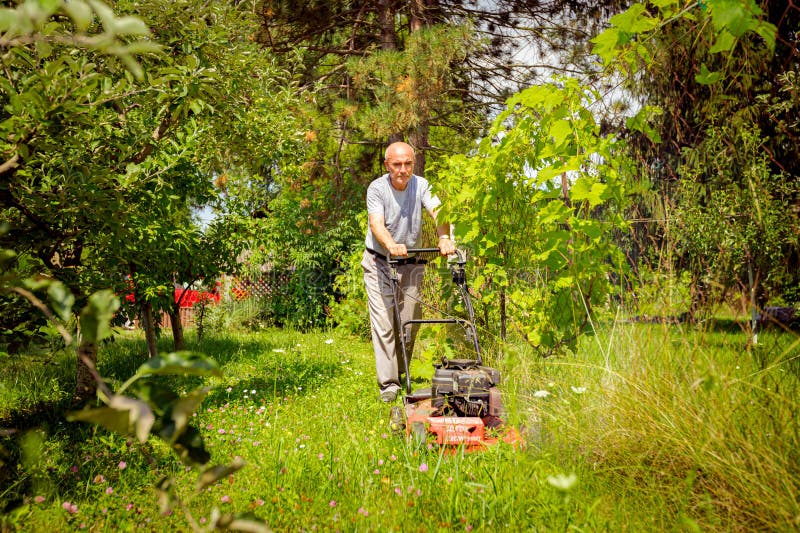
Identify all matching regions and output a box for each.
[385,248,522,451]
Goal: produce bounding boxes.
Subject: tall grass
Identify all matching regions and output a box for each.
[502,319,800,531]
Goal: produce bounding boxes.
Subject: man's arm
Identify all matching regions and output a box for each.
[369,213,409,257]
[430,207,456,256]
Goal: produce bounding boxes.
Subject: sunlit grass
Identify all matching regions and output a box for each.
[0,349,73,419]
[508,320,800,531]
[2,322,798,531]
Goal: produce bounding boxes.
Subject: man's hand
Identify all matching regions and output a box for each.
[438,236,455,256]
[388,243,408,257]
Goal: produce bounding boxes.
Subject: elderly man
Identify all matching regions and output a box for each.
[362,142,455,402]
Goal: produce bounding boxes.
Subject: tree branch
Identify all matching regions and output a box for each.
[10,286,73,346]
[0,153,19,175]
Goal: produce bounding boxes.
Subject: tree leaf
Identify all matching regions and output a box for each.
[67,394,155,443]
[709,30,736,54]
[708,0,751,36]
[173,426,210,465]
[608,4,657,33]
[109,394,155,442]
[548,119,573,147]
[63,0,92,32]
[78,290,120,343]
[695,63,721,85]
[122,40,161,55]
[754,22,776,52]
[196,456,246,491]
[135,351,222,379]
[168,387,211,443]
[47,281,75,322]
[570,178,608,208]
[68,406,128,434]
[215,513,271,533]
[591,28,623,64]
[0,9,19,33]
[110,15,150,36]
[154,476,176,515]
[86,0,115,32]
[35,40,52,59]
[625,106,663,144]
[554,276,574,290]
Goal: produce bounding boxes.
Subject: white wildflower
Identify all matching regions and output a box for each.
[547,473,578,492]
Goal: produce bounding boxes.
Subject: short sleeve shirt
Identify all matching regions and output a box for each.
[365,174,441,255]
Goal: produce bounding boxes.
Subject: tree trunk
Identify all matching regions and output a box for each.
[377,0,397,51]
[141,301,158,358]
[377,0,405,145]
[169,304,185,351]
[409,124,429,177]
[74,340,98,404]
[172,285,193,351]
[407,0,436,174]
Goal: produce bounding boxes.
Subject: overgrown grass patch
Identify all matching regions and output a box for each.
[512,321,800,531]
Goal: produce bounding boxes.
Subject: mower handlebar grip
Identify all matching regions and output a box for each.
[390,247,465,263]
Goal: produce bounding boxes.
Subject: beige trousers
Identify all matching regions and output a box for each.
[362,250,424,394]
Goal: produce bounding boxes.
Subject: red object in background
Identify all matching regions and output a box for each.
[123,276,135,303]
[174,287,221,308]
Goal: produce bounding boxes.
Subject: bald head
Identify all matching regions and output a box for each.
[384,142,415,191]
[385,142,414,161]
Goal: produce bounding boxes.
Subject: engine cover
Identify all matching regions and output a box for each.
[431,359,502,417]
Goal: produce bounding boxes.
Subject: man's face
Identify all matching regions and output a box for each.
[384,146,414,191]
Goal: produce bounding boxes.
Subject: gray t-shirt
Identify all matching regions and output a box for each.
[365,174,441,255]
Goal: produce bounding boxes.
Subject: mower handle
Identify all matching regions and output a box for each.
[388,247,465,264]
[387,246,480,392]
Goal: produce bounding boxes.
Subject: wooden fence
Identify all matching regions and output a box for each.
[159,273,292,328]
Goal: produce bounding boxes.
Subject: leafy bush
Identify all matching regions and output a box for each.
[327,246,370,338]
[201,297,263,334]
[436,77,629,356]
[0,293,49,355]
[255,268,332,330]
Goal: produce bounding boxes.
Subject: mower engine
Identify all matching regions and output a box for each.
[431,358,504,420]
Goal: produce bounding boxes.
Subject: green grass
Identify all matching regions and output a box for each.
[1,320,798,531]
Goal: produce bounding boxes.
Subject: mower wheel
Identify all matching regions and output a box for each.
[389,406,405,434]
[411,421,427,446]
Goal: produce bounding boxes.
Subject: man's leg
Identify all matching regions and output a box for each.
[396,263,425,380]
[362,251,401,398]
